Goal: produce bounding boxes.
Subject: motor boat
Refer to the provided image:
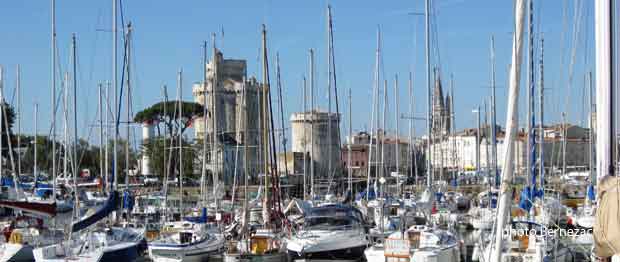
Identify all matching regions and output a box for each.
[286,204,368,260]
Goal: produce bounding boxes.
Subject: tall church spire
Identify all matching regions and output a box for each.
[432,68,446,138]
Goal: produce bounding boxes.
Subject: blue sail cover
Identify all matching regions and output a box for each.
[72,191,118,232]
[519,186,533,211]
[587,184,596,201]
[184,207,208,223]
[356,188,376,201]
[123,190,135,211]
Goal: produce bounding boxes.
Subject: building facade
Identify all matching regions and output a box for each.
[429,125,591,176]
[192,50,264,183]
[290,110,341,179]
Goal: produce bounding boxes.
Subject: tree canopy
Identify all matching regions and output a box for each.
[134,100,205,137]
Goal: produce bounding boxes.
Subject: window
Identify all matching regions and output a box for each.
[355,161,359,166]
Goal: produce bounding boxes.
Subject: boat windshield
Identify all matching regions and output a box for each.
[304,216,354,229]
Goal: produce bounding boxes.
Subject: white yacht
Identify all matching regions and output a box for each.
[364,224,461,262]
[286,204,368,260]
[148,221,225,262]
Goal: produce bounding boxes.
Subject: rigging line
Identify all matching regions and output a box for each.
[564,0,585,124]
[557,0,569,124]
[116,25,130,137]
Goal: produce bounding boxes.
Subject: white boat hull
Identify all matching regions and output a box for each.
[0,243,33,262]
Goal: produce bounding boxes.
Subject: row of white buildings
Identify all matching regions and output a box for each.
[429,124,591,174]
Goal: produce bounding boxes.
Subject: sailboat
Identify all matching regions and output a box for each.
[147,41,225,262]
[224,25,289,262]
[473,0,574,261]
[34,10,146,262]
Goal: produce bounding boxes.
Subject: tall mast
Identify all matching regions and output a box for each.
[125,24,132,190]
[365,27,380,200]
[450,75,456,177]
[34,103,39,185]
[177,69,184,217]
[475,106,480,174]
[105,81,110,194]
[595,0,615,182]
[261,24,270,208]
[348,88,353,204]
[588,71,594,183]
[395,75,400,179]
[201,41,208,205]
[16,65,21,177]
[112,0,118,192]
[276,54,289,177]
[51,0,57,198]
[302,77,307,200]
[538,36,545,187]
[71,34,79,218]
[425,0,433,187]
[484,100,490,174]
[242,76,249,235]
[381,79,387,197]
[63,72,69,189]
[99,83,104,187]
[525,0,535,187]
[491,0,526,260]
[408,72,417,185]
[490,36,498,187]
[309,48,315,198]
[327,6,333,182]
[211,33,219,204]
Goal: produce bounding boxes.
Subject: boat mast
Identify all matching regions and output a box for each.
[16,65,21,178]
[112,0,118,193]
[302,77,307,200]
[125,23,132,191]
[327,6,333,184]
[587,71,594,183]
[71,34,79,219]
[63,72,69,191]
[594,0,614,182]
[538,36,545,188]
[276,54,289,178]
[381,79,387,197]
[395,75,400,181]
[491,0,526,260]
[201,41,208,206]
[261,24,271,216]
[348,88,353,203]
[526,0,535,188]
[211,33,219,210]
[242,76,249,237]
[309,48,315,198]
[99,83,104,189]
[365,27,380,200]
[484,100,490,176]
[34,103,39,185]
[475,106,480,174]
[490,36,498,187]
[51,0,57,198]
[408,73,417,186]
[177,69,184,217]
[425,0,433,188]
[450,75,456,181]
[105,81,110,194]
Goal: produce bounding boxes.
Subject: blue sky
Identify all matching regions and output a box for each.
[0,0,594,144]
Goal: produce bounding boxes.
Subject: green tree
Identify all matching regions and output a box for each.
[1,102,16,173]
[143,136,198,181]
[106,138,138,184]
[135,100,204,183]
